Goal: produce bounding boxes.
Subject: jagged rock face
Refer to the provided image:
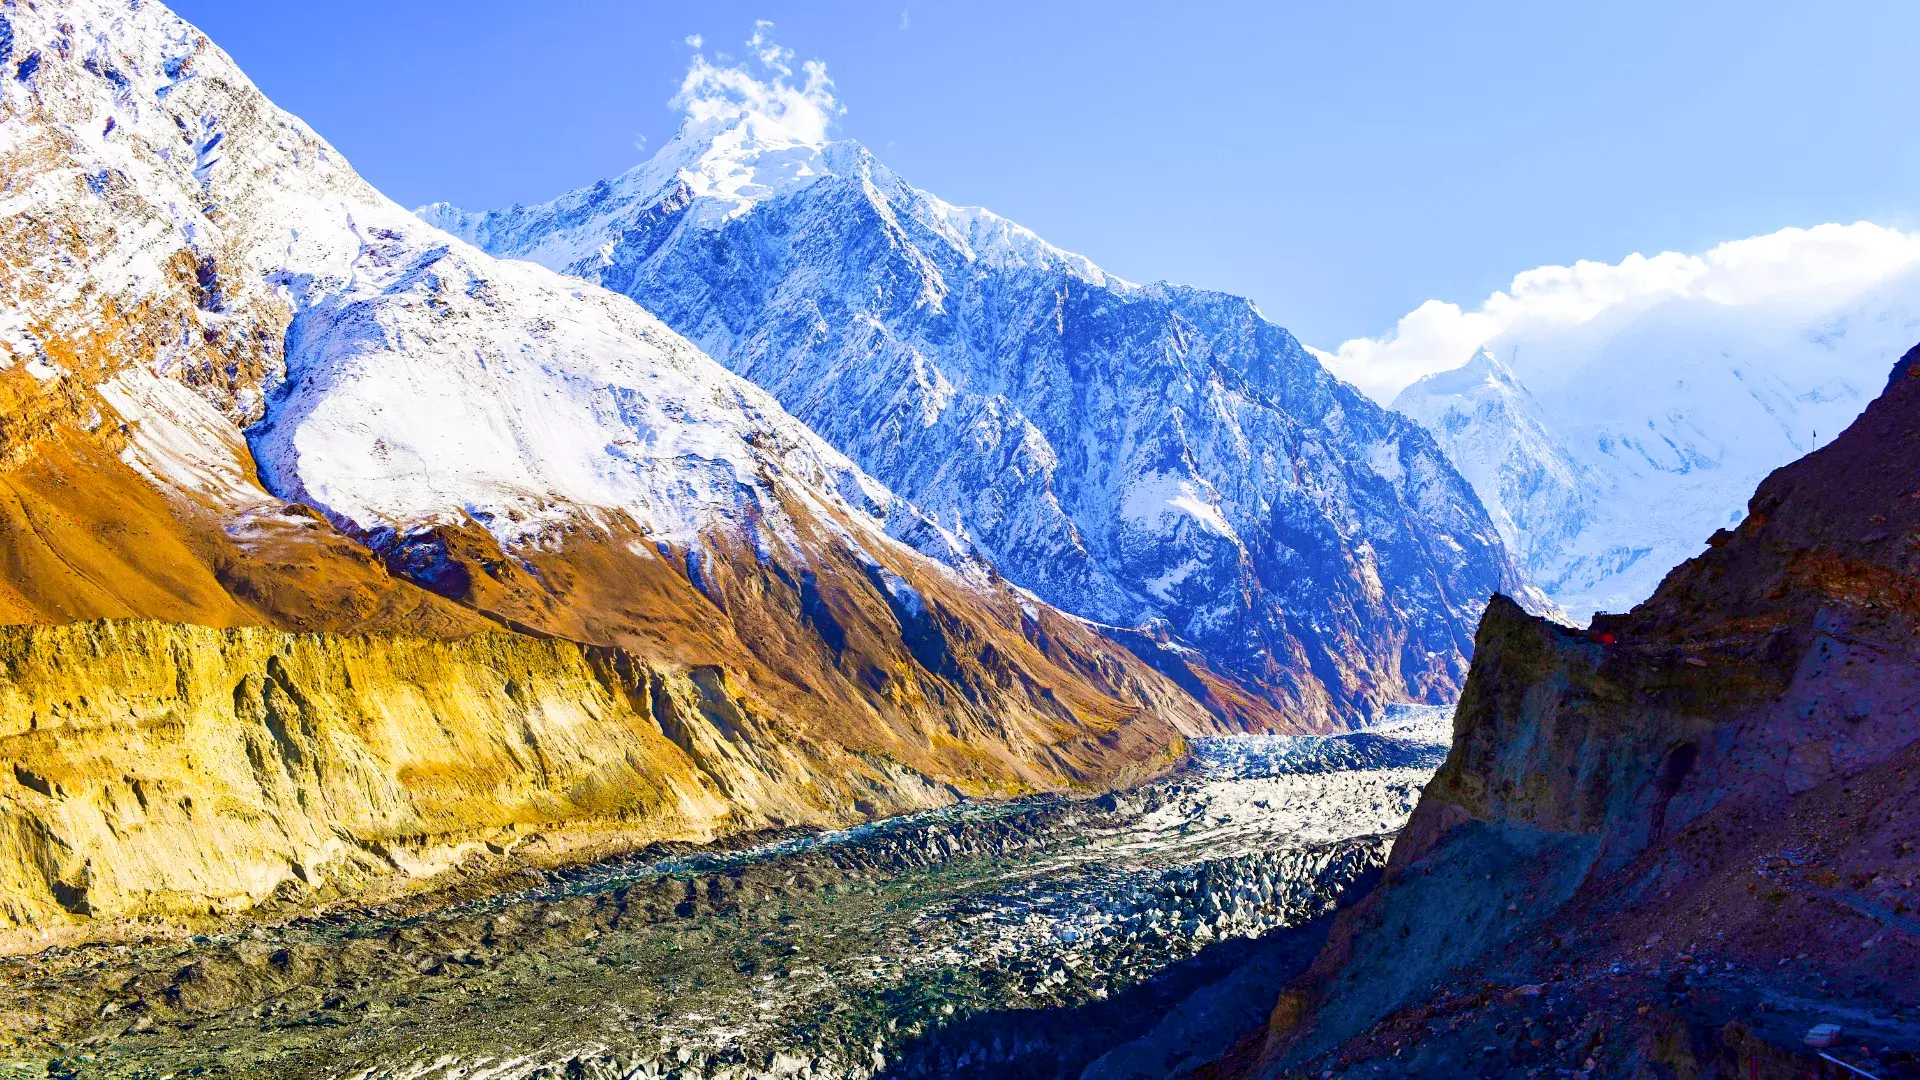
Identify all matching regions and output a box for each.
[426,118,1542,728]
[1238,348,1920,1077]
[0,0,1232,941]
[1394,281,1920,622]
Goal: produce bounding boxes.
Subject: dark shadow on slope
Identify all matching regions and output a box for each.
[874,893,1368,1080]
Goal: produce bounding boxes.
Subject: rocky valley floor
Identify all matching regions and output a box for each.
[0,712,1451,1080]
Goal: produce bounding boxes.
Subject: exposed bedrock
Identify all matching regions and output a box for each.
[0,614,1190,947]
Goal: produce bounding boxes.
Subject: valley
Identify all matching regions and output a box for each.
[0,715,1448,1080]
[3,3,1917,1079]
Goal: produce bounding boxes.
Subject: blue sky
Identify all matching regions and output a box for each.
[172,0,1920,348]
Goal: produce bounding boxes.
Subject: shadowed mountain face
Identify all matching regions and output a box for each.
[0,0,1236,944]
[425,119,1547,730]
[1225,347,1920,1078]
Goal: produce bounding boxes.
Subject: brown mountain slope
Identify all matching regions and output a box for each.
[1222,347,1920,1079]
[0,0,1248,948]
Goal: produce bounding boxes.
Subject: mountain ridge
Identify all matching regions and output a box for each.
[426,109,1551,728]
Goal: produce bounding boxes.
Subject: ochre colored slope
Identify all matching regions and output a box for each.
[0,621,735,939]
[0,429,487,635]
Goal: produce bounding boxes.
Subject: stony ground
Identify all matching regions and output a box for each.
[0,713,1450,1080]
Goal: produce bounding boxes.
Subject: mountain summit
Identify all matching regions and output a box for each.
[424,86,1547,728]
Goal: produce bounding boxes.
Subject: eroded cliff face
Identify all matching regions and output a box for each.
[0,615,1194,949]
[0,622,715,939]
[1233,348,1920,1078]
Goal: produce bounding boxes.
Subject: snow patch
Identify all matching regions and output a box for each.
[1122,473,1236,539]
[97,367,271,509]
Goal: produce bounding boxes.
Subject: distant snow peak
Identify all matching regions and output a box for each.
[675,21,841,147]
[1393,253,1920,620]
[1329,222,1920,405]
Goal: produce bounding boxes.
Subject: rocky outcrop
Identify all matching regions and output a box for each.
[1235,347,1920,1077]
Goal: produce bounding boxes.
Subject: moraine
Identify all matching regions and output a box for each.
[2,711,1451,1080]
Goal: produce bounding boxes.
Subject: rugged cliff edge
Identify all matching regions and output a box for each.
[1228,347,1920,1078]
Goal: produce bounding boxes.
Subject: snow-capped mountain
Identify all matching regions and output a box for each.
[423,98,1542,726]
[1392,352,1598,592]
[0,0,1230,873]
[1394,270,1920,620]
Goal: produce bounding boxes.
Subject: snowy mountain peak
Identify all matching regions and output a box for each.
[1395,352,1595,588]
[419,110,837,272]
[1408,349,1523,397]
[423,121,1119,293]
[653,110,834,214]
[431,45,1547,725]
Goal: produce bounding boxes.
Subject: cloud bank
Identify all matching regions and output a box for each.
[672,21,842,145]
[1322,222,1920,402]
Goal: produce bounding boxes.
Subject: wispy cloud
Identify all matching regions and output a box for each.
[671,21,842,144]
[1323,222,1920,402]
[684,34,703,49]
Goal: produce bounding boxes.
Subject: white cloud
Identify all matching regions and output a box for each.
[1323,222,1920,403]
[684,34,703,49]
[671,21,842,144]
